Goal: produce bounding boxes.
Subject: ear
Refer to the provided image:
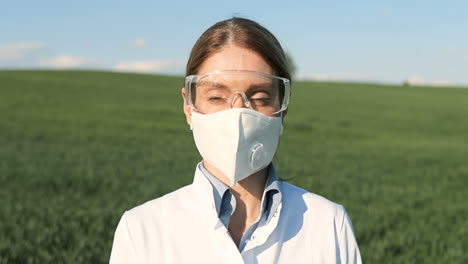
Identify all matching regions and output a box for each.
[181,87,192,125]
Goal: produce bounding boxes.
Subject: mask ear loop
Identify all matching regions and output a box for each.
[279,111,284,135]
[190,108,194,130]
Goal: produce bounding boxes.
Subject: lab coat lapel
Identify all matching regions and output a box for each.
[192,167,245,263]
[192,168,219,228]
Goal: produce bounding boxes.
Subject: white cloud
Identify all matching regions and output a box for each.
[0,42,44,61]
[441,47,464,54]
[132,39,146,48]
[113,59,184,74]
[296,72,378,82]
[297,72,461,87]
[464,56,468,62]
[38,55,97,68]
[405,75,453,86]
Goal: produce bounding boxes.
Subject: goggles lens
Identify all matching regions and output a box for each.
[185,71,290,115]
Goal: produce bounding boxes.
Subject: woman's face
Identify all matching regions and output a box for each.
[182,45,276,124]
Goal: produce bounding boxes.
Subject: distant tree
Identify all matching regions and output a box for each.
[403,79,411,87]
[284,51,297,79]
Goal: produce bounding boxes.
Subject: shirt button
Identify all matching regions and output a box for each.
[251,236,255,240]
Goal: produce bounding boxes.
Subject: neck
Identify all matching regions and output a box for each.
[202,160,268,246]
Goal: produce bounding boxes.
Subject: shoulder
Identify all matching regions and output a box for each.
[280,181,346,220]
[124,183,197,226]
[115,183,202,251]
[276,182,361,262]
[111,182,211,259]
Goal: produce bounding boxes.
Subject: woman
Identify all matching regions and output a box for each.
[110,17,362,263]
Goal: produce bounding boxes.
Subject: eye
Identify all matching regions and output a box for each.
[208,96,225,101]
[250,92,270,99]
[204,89,228,103]
[252,98,271,104]
[250,93,272,106]
[206,94,228,105]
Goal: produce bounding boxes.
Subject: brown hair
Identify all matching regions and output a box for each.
[185,17,291,81]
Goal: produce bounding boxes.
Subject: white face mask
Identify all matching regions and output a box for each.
[190,108,283,186]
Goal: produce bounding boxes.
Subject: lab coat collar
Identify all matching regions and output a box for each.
[192,164,283,250]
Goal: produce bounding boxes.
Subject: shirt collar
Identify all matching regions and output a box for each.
[198,162,281,217]
[264,164,280,195]
[262,164,282,224]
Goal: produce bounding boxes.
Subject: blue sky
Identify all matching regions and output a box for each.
[1,0,467,86]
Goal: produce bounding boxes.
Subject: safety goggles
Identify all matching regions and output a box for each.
[185,70,290,116]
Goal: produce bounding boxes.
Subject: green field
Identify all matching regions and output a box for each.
[1,70,467,263]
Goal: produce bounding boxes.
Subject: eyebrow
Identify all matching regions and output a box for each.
[247,83,274,92]
[197,80,274,92]
[197,80,229,90]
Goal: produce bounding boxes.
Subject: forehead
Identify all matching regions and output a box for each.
[196,71,278,88]
[197,76,275,90]
[197,45,273,75]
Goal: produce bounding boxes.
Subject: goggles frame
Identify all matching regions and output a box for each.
[185,70,291,115]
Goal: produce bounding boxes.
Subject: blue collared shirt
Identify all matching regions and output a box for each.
[198,162,282,252]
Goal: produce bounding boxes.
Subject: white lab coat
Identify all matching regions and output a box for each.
[110,167,362,263]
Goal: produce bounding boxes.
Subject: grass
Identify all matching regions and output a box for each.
[0,70,467,263]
